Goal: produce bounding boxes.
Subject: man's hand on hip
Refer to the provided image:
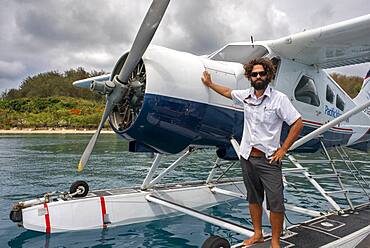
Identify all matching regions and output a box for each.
[269,147,287,164]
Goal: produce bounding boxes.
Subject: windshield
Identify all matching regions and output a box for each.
[210,44,268,64]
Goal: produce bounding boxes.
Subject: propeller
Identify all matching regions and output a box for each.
[77,0,170,172]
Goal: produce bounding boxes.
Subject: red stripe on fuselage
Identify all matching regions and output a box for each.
[43,203,51,233]
[302,119,352,131]
[100,196,107,228]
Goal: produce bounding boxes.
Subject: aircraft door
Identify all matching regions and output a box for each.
[200,58,238,145]
[200,58,237,106]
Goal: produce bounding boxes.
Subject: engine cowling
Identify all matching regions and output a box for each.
[108,46,246,154]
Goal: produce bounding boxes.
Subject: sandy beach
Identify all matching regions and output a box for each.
[0,128,115,134]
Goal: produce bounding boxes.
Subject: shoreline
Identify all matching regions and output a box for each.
[0,128,115,134]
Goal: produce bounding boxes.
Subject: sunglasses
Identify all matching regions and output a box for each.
[250,71,267,77]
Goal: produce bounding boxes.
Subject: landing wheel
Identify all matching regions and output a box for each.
[202,235,230,248]
[69,180,89,197]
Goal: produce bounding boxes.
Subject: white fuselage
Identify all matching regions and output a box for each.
[141,45,370,150]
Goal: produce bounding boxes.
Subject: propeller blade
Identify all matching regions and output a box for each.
[77,0,170,172]
[72,74,111,89]
[77,97,113,172]
[117,0,170,84]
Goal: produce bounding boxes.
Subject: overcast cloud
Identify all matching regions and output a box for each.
[0,0,369,94]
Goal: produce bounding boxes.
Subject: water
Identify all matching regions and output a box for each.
[0,134,369,247]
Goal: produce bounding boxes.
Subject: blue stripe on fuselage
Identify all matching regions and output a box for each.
[115,93,353,154]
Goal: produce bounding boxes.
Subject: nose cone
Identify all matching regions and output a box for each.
[72,79,92,89]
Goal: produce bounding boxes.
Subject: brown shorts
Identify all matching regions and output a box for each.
[240,156,285,212]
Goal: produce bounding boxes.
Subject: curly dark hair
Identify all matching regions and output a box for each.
[243,58,276,83]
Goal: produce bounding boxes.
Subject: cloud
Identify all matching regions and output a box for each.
[154,1,232,54]
[0,0,369,94]
[0,79,19,93]
[310,3,335,27]
[0,61,26,80]
[12,1,137,53]
[154,0,291,54]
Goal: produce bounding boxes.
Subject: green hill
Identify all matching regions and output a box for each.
[0,68,107,129]
[0,97,105,129]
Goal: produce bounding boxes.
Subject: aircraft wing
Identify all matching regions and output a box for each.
[267,14,370,68]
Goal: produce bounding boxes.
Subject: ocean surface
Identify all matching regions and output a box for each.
[0,134,369,247]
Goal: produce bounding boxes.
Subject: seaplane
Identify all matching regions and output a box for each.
[9,1,370,247]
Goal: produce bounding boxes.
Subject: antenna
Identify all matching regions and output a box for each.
[251,36,254,48]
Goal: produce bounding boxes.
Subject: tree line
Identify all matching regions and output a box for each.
[330,73,363,98]
[1,67,105,101]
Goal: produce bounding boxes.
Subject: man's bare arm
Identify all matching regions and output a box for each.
[201,71,232,99]
[269,118,303,163]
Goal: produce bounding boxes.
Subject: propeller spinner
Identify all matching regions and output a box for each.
[77,0,170,172]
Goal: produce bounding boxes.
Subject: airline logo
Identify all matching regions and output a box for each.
[325,105,341,118]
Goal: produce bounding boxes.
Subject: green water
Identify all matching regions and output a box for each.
[0,134,369,247]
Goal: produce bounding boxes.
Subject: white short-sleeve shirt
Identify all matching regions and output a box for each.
[231,85,301,160]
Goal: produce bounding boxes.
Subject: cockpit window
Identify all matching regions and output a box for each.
[294,75,320,106]
[209,45,268,64]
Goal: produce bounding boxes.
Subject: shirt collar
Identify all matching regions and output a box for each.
[247,85,272,99]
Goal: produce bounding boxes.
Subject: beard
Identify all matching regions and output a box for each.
[251,79,269,90]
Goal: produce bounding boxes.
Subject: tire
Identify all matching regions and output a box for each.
[9,209,22,223]
[69,180,89,197]
[202,235,230,248]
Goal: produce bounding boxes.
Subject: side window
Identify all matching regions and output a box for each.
[326,85,334,103]
[294,75,320,106]
[336,95,345,111]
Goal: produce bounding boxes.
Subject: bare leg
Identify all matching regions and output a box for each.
[270,211,284,248]
[243,203,264,246]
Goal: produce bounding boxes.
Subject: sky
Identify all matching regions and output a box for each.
[0,0,369,94]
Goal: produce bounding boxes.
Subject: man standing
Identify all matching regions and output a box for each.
[201,58,303,248]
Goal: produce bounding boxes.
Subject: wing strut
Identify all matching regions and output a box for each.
[146,194,254,237]
[290,99,370,151]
